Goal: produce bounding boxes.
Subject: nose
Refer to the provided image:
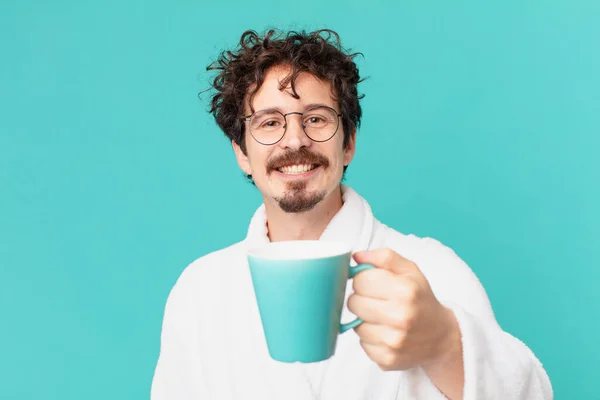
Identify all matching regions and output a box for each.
[278,112,312,150]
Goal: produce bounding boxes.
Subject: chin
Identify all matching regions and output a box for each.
[276,188,326,213]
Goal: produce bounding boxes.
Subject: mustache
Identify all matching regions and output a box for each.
[266,148,330,172]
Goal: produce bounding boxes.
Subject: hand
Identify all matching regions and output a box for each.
[348,248,462,372]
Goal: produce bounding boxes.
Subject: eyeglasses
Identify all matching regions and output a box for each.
[242,105,343,145]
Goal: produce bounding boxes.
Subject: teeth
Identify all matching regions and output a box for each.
[278,164,315,175]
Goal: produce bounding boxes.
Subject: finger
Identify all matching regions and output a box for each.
[347,294,392,325]
[353,269,420,303]
[360,340,408,371]
[351,268,399,299]
[349,294,411,329]
[360,339,387,356]
[359,341,389,364]
[355,322,406,349]
[353,248,417,275]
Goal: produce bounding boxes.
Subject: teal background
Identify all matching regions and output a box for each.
[1,0,598,398]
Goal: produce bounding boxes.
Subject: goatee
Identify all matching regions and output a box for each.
[276,180,326,213]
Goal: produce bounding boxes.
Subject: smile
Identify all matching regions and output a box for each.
[276,164,319,175]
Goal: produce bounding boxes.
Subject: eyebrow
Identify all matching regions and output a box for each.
[258,103,335,113]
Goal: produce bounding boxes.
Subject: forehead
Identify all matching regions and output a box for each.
[247,65,338,112]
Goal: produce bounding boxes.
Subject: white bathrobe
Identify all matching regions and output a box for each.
[151,186,553,399]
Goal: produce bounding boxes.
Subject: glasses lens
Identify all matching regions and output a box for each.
[303,107,339,142]
[250,110,285,144]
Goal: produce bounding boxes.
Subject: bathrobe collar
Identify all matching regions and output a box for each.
[244,185,375,256]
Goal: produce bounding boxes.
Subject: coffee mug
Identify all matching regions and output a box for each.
[247,240,374,363]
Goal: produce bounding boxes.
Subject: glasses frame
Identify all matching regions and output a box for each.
[241,105,343,145]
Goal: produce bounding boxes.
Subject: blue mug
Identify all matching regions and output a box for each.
[247,240,374,363]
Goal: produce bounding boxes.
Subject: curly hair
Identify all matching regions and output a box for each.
[205,28,364,156]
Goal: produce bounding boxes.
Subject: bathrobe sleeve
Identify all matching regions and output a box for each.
[446,302,553,399]
[405,236,553,400]
[151,268,207,400]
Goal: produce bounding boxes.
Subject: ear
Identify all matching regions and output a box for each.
[232,141,252,175]
[343,128,357,166]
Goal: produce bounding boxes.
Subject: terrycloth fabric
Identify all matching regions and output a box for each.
[151,186,553,400]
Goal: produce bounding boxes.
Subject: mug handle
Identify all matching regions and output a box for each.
[339,263,375,333]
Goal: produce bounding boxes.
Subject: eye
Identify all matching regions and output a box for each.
[306,116,325,124]
[261,119,282,128]
[304,107,336,126]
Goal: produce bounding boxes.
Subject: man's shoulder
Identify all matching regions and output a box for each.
[374,221,475,287]
[159,240,250,323]
[375,221,491,310]
[173,240,247,290]
[189,240,246,268]
[374,220,458,261]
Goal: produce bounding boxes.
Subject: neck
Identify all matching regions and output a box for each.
[264,186,343,242]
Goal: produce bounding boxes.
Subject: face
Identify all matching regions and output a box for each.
[232,65,356,213]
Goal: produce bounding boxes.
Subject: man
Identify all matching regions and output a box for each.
[151,29,552,399]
